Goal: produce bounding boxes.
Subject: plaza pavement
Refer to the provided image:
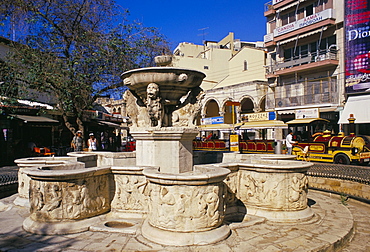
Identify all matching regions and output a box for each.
[0,190,370,252]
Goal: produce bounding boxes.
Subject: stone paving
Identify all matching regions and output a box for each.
[1,190,369,252]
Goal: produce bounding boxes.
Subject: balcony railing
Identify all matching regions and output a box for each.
[275,79,339,108]
[264,1,273,12]
[266,49,338,75]
[276,93,338,108]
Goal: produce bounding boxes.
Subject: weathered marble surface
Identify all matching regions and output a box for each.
[14,157,84,206]
[68,151,136,167]
[216,160,314,222]
[22,166,111,234]
[131,127,198,174]
[141,166,231,246]
[109,166,149,219]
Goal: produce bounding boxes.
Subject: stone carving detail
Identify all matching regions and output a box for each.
[289,174,308,209]
[172,88,205,127]
[223,171,239,207]
[239,171,308,211]
[147,182,226,232]
[146,83,165,127]
[111,174,148,212]
[29,175,110,222]
[122,90,150,128]
[123,80,204,128]
[18,168,30,199]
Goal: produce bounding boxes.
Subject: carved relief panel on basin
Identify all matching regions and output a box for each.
[111,174,148,213]
[29,175,110,222]
[239,170,308,211]
[146,182,226,232]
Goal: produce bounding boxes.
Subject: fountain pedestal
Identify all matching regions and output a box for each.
[131,127,198,173]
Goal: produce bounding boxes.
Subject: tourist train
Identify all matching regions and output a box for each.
[192,132,370,165]
[292,131,370,165]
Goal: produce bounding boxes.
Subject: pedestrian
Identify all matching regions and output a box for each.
[71,130,83,152]
[100,131,108,150]
[87,133,97,151]
[285,129,297,155]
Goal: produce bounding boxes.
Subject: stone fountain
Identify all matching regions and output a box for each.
[120,56,232,245]
[16,55,316,247]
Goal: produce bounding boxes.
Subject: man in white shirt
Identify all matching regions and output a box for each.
[285,130,297,155]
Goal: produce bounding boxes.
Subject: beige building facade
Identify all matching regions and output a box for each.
[263,0,345,132]
[173,32,274,139]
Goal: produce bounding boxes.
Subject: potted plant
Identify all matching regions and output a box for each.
[281,144,287,154]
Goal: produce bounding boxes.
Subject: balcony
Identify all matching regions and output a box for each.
[275,80,339,109]
[276,92,339,108]
[264,1,275,16]
[266,49,338,77]
[264,0,298,16]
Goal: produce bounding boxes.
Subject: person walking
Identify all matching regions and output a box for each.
[285,130,297,155]
[71,130,83,152]
[87,133,97,151]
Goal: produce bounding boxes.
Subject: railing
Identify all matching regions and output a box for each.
[275,78,339,108]
[276,93,338,108]
[264,1,273,12]
[266,49,338,75]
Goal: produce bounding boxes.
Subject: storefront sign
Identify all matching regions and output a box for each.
[273,9,333,37]
[345,0,370,94]
[241,112,276,122]
[230,134,239,152]
[295,108,319,119]
[201,116,224,125]
[264,33,274,43]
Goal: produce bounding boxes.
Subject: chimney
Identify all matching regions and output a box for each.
[348,114,356,136]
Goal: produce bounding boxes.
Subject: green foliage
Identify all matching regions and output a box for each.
[340,193,348,206]
[0,0,170,132]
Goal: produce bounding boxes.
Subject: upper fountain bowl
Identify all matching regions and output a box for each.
[121,67,206,105]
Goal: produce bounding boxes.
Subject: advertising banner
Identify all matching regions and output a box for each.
[296,108,319,119]
[345,0,370,94]
[273,9,332,37]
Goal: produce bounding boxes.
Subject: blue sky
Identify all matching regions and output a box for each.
[116,0,269,49]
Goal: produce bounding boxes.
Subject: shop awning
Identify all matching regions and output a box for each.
[338,95,370,124]
[238,120,288,129]
[287,118,329,124]
[97,120,124,128]
[10,114,58,123]
[198,124,234,130]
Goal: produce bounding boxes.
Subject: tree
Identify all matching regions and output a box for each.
[0,0,170,135]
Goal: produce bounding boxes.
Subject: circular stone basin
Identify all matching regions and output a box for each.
[104,221,135,229]
[121,67,205,105]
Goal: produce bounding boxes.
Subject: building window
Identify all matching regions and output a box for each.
[283,35,336,61]
[315,0,323,12]
[306,4,314,16]
[204,66,209,70]
[280,2,324,27]
[281,13,289,25]
[288,12,296,22]
[244,60,248,70]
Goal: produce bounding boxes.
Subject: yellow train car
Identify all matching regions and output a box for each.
[293,132,370,165]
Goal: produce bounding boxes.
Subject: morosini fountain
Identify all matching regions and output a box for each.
[15,56,316,246]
